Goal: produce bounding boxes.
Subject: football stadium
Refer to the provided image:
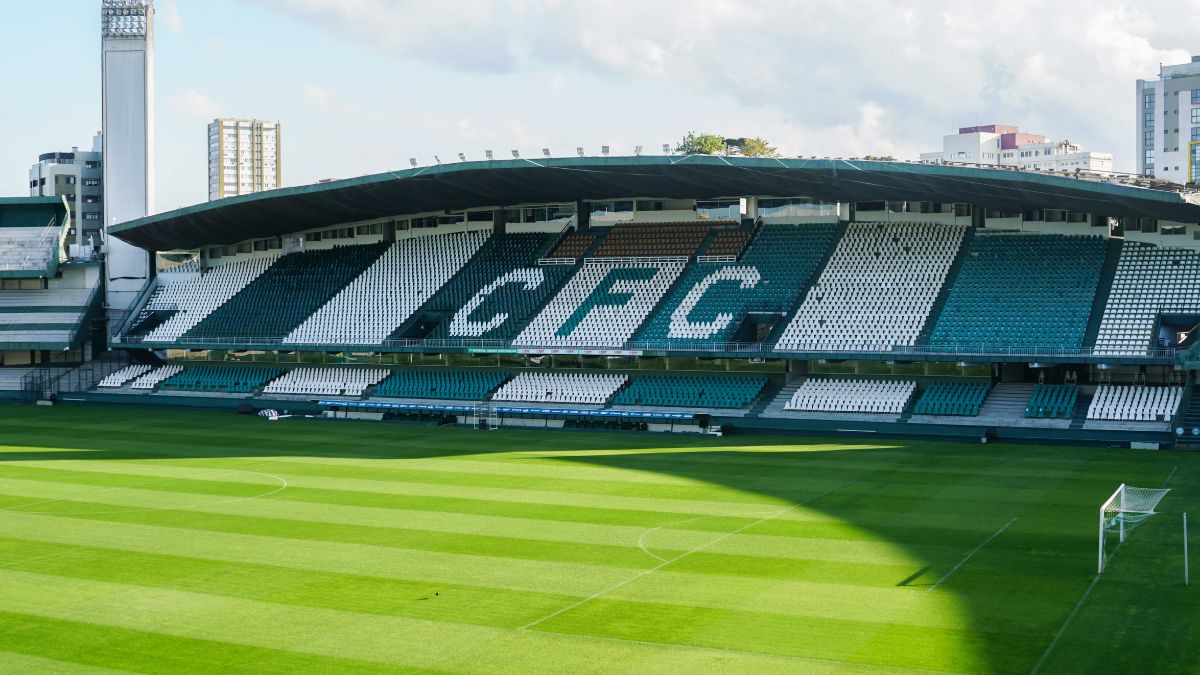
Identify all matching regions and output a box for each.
[1,1,1198,673]
[0,155,1197,672]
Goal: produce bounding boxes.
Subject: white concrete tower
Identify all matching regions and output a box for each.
[101,0,154,319]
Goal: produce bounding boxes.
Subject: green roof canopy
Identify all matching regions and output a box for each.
[111,156,1200,251]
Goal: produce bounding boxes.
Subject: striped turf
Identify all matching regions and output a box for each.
[0,407,1194,673]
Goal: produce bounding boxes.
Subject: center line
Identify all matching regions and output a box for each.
[929,517,1018,591]
[519,480,855,631]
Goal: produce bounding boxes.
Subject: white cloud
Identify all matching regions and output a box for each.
[303,85,332,107]
[168,89,221,121]
[158,0,183,34]
[208,35,225,52]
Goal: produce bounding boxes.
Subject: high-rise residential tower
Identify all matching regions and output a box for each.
[1136,56,1200,183]
[101,0,154,316]
[208,119,281,200]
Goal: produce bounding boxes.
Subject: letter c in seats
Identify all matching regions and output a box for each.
[449,268,546,337]
[667,266,760,339]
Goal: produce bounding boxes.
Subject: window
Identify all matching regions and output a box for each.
[1193,90,1200,105]
[82,178,100,187]
[1193,127,1200,142]
[1145,112,1155,127]
[82,212,99,221]
[84,160,101,169]
[1192,109,1200,124]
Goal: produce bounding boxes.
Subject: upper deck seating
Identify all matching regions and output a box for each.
[0,287,94,347]
[1093,244,1200,356]
[591,223,708,258]
[911,381,990,416]
[184,243,389,343]
[1087,385,1182,421]
[774,222,966,352]
[285,232,487,345]
[548,232,597,259]
[261,367,390,397]
[491,371,627,405]
[611,374,767,409]
[0,227,57,272]
[513,260,686,348]
[158,365,285,393]
[374,369,509,400]
[140,257,276,343]
[396,232,569,341]
[636,223,839,347]
[704,230,751,257]
[927,233,1104,352]
[784,378,916,414]
[1024,384,1079,419]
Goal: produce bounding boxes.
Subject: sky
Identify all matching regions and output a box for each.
[1,0,1197,213]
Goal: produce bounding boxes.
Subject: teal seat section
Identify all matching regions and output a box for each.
[1024,384,1079,418]
[635,223,839,348]
[158,365,284,393]
[183,243,388,342]
[912,381,990,416]
[611,374,767,409]
[375,369,509,400]
[927,234,1105,352]
[403,233,571,341]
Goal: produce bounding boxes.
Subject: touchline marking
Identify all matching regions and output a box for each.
[929,517,1018,591]
[520,480,855,631]
[1029,573,1101,675]
[1163,465,1178,487]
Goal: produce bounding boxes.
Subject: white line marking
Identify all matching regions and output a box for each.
[520,480,855,631]
[929,517,1018,591]
[636,510,776,563]
[1163,465,1178,487]
[1029,573,1102,675]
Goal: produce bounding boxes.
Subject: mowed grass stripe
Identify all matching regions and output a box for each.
[0,649,133,675]
[0,569,883,673]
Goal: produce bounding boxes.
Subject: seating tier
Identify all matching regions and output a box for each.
[927,233,1104,352]
[159,365,285,393]
[1093,244,1200,356]
[912,381,989,416]
[636,223,839,347]
[1024,384,1079,419]
[775,222,966,352]
[592,223,709,258]
[375,369,509,400]
[612,374,767,409]
[1086,385,1182,422]
[491,372,627,405]
[141,257,276,343]
[261,367,390,397]
[784,378,916,414]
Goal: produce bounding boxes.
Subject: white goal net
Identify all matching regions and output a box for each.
[1099,483,1170,573]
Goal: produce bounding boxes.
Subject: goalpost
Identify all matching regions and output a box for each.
[1098,484,1171,574]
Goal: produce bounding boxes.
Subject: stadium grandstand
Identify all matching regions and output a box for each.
[20,154,1200,447]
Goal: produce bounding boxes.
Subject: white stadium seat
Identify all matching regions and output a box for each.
[261,367,390,397]
[142,257,276,342]
[491,372,628,405]
[1093,244,1200,357]
[775,221,966,352]
[784,378,916,414]
[1086,385,1182,422]
[130,365,184,390]
[97,364,152,388]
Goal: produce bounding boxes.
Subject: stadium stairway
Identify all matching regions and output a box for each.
[1081,238,1124,352]
[1172,385,1200,448]
[746,379,785,418]
[971,382,1039,427]
[1069,390,1096,430]
[915,227,975,346]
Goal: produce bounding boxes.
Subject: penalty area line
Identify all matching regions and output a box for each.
[1029,572,1101,675]
[928,517,1018,591]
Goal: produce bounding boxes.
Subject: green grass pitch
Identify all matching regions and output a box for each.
[0,406,1194,673]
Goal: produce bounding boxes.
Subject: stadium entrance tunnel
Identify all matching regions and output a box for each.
[0,408,1193,672]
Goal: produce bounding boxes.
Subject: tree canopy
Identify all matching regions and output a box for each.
[675,133,781,158]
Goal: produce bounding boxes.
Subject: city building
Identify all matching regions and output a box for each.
[921,124,1113,174]
[101,0,154,316]
[28,132,104,254]
[207,118,281,200]
[1136,55,1200,183]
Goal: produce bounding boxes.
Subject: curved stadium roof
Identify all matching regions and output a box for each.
[112,155,1200,251]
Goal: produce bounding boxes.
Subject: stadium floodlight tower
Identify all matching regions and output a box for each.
[1098,483,1170,573]
[101,0,154,327]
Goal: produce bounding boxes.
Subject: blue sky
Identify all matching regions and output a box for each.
[2,0,1196,212]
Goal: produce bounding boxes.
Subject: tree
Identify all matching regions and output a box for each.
[737,137,781,158]
[676,132,728,155]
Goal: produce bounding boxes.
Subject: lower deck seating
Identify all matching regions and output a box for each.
[97,364,151,388]
[1087,385,1182,422]
[130,365,184,390]
[261,367,390,397]
[611,374,767,409]
[375,369,509,400]
[785,378,916,414]
[491,372,628,405]
[1024,384,1079,419]
[159,365,285,393]
[912,381,990,416]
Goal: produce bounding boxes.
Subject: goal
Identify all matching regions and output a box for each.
[1098,484,1170,574]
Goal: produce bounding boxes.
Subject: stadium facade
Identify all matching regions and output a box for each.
[10,155,1200,446]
